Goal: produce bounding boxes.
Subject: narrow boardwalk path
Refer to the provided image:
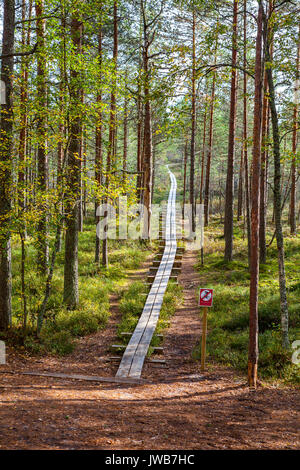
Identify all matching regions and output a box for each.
[116,168,177,379]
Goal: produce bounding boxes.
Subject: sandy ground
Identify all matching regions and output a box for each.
[0,250,299,450]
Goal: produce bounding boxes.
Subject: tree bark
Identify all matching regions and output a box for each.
[259,68,269,264]
[95,16,103,263]
[0,0,15,330]
[63,14,82,309]
[243,0,251,265]
[224,0,239,261]
[190,8,196,235]
[248,0,263,388]
[18,0,32,237]
[290,24,300,235]
[204,49,217,227]
[102,0,118,267]
[264,4,289,349]
[35,0,49,274]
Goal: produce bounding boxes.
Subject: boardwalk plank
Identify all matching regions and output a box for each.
[116,169,178,379]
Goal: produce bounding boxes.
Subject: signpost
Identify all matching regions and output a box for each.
[199,289,213,371]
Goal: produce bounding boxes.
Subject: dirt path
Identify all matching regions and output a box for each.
[0,250,299,450]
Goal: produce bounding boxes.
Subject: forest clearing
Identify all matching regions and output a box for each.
[0,0,300,454]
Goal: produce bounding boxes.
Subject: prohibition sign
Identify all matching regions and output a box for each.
[199,288,213,307]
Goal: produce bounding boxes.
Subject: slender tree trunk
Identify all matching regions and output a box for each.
[183,137,188,211]
[259,68,269,264]
[141,1,155,240]
[57,2,67,252]
[237,146,244,221]
[78,23,84,235]
[123,72,128,177]
[224,0,239,261]
[78,88,84,233]
[136,15,143,202]
[290,24,300,235]
[63,15,82,309]
[204,61,217,226]
[199,97,207,206]
[142,54,153,239]
[190,8,196,235]
[264,6,289,349]
[248,0,263,388]
[243,0,251,265]
[18,0,32,238]
[102,1,118,266]
[35,0,49,274]
[95,18,103,263]
[0,0,15,330]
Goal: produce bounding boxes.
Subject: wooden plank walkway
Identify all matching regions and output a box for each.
[116,168,177,379]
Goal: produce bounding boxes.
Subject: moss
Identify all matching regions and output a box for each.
[7,215,151,356]
[194,216,300,386]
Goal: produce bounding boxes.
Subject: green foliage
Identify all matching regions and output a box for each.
[7,215,150,355]
[194,218,300,386]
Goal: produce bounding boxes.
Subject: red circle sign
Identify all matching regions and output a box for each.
[199,288,213,307]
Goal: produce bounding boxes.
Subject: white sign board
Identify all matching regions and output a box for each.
[0,80,6,105]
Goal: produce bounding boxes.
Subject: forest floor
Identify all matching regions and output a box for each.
[0,249,299,450]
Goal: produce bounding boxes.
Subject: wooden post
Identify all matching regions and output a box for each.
[201,307,208,372]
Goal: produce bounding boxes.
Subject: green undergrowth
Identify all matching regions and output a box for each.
[115,279,183,355]
[193,217,300,386]
[4,215,151,356]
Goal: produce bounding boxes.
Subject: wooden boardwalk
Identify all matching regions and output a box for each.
[116,168,178,379]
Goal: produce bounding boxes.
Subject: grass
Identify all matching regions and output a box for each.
[193,216,300,386]
[3,215,151,356]
[116,279,183,355]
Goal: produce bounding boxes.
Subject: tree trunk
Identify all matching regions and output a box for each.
[102,1,118,267]
[18,0,32,237]
[199,96,207,206]
[63,15,82,309]
[57,2,67,253]
[204,56,217,227]
[224,0,238,261]
[190,9,196,235]
[123,72,128,177]
[243,0,251,265]
[0,0,15,330]
[35,0,49,274]
[290,24,300,235]
[95,17,103,263]
[248,0,263,388]
[183,137,188,212]
[259,68,269,264]
[141,4,154,240]
[264,5,289,350]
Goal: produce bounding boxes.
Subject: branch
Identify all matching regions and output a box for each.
[0,43,37,59]
[110,169,144,175]
[196,63,255,80]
